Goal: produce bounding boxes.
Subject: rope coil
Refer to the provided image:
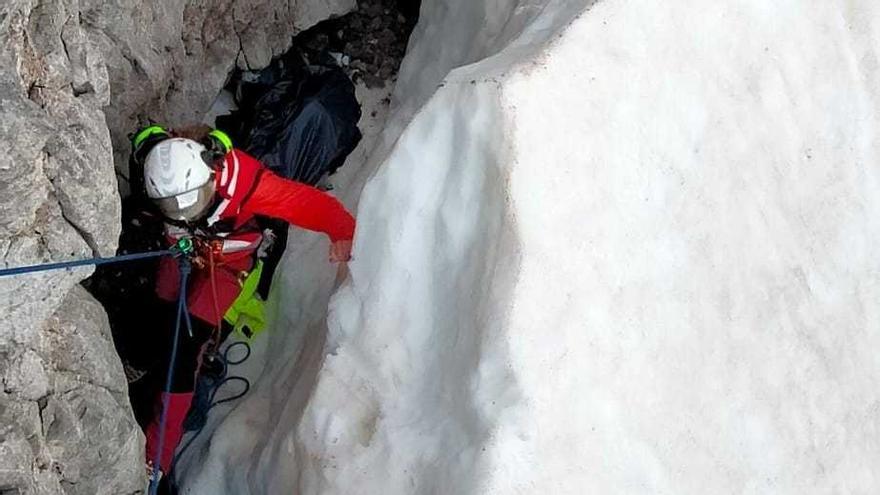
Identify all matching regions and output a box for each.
[169,340,251,484]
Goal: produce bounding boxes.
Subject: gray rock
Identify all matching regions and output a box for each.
[74,0,356,188]
[0,0,357,493]
[3,349,51,401]
[0,0,119,348]
[1,287,142,495]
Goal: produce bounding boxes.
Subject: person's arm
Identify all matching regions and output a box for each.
[241,171,355,260]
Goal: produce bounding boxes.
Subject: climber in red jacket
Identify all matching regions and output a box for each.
[130,124,355,477]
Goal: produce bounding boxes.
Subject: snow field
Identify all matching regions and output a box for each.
[183,0,880,493]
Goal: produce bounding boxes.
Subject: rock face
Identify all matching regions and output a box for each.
[0,0,354,493]
[1,0,128,487]
[1,286,143,495]
[80,0,356,187]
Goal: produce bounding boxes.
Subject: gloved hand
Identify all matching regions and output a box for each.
[329,239,352,263]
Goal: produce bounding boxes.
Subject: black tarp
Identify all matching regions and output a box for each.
[216,54,362,297]
[217,56,362,186]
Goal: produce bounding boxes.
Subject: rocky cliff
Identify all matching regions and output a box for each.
[0,0,352,493]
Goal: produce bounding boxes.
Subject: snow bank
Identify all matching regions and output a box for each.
[181,0,880,493]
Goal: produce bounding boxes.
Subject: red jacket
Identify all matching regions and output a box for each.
[164,148,355,259]
[214,148,353,240]
[156,148,355,324]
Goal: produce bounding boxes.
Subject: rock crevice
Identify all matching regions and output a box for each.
[0,0,355,492]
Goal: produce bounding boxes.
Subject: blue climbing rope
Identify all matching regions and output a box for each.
[149,254,193,495]
[0,249,175,278]
[0,237,195,279]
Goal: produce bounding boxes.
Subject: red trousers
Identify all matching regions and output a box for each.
[145,392,193,472]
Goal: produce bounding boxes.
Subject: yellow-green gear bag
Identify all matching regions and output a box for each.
[224,261,267,341]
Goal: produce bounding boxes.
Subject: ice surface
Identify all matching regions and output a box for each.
[180,0,880,493]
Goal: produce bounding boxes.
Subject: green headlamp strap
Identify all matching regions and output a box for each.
[132,125,170,150]
[208,129,233,154]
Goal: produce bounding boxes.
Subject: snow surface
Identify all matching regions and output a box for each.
[180,0,880,493]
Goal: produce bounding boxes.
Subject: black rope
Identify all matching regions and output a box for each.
[169,340,252,487]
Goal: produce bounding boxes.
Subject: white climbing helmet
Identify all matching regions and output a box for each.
[143,138,216,222]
